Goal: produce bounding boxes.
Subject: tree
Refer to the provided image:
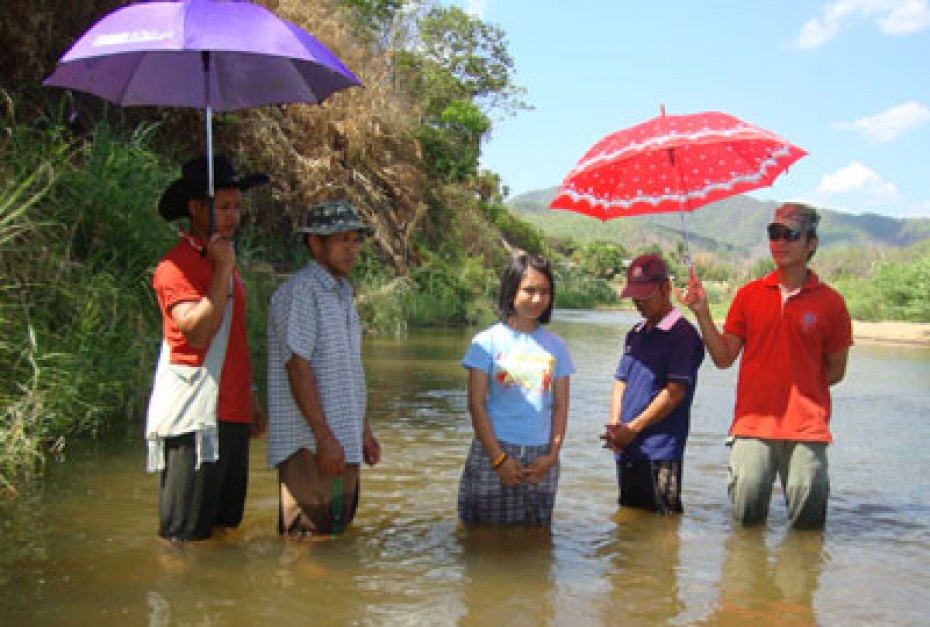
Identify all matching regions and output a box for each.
[392,5,528,182]
[879,257,930,321]
[400,5,527,115]
[574,242,627,280]
[751,257,775,279]
[418,99,490,181]
[340,0,403,41]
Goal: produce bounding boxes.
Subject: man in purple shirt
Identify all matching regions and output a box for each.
[600,255,705,514]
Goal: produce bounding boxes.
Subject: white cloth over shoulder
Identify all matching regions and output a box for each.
[144,287,232,473]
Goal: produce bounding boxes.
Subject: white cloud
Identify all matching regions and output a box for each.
[832,101,930,143]
[810,163,930,217]
[818,162,901,199]
[797,18,839,48]
[879,0,930,33]
[466,0,489,18]
[796,0,930,49]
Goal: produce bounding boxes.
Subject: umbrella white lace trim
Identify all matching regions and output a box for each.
[556,144,797,212]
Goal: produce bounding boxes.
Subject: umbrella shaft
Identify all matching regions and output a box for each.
[202,50,215,236]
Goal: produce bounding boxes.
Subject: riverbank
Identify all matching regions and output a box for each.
[852,321,930,346]
[606,305,930,347]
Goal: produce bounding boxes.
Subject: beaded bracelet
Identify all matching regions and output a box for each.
[492,451,508,469]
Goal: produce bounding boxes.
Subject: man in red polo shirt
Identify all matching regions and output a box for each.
[682,202,852,529]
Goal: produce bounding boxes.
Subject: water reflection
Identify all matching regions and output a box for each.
[595,510,684,625]
[457,527,555,626]
[1,311,929,625]
[703,530,824,626]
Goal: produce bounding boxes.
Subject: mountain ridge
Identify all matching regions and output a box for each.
[508,186,930,259]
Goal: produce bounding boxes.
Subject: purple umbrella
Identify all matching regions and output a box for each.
[44,0,362,224]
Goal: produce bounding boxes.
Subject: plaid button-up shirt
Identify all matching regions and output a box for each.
[266,261,366,467]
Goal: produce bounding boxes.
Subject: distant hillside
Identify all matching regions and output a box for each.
[508,187,930,260]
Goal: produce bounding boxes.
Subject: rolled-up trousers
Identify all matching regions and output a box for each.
[728,436,829,529]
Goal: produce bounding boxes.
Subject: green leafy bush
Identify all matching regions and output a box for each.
[553,262,618,310]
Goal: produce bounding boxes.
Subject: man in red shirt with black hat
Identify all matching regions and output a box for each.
[146,155,267,542]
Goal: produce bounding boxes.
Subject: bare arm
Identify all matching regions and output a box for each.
[170,235,236,349]
[285,354,345,476]
[605,381,689,450]
[608,379,625,426]
[824,347,850,385]
[466,368,522,485]
[524,375,570,484]
[678,274,743,368]
[548,375,569,458]
[693,311,744,369]
[629,382,688,433]
[249,388,266,438]
[599,379,625,453]
[362,417,381,466]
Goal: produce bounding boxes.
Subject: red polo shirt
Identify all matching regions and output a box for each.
[152,235,253,423]
[724,271,852,443]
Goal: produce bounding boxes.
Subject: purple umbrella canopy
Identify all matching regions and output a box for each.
[44,0,362,203]
[44,0,362,110]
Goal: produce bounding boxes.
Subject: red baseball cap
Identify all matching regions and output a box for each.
[620,254,668,299]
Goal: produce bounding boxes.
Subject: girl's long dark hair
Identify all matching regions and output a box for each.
[497,253,555,324]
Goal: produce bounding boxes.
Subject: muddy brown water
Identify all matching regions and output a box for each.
[2,310,928,625]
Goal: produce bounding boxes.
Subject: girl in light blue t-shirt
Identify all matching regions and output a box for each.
[458,253,575,526]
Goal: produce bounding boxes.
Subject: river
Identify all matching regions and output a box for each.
[1,310,928,626]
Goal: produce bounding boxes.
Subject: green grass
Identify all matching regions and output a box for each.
[0,113,174,492]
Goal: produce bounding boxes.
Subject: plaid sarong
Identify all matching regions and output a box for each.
[457,438,559,526]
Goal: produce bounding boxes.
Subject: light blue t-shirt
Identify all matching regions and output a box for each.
[462,322,575,446]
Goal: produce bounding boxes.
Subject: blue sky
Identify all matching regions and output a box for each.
[447,0,930,219]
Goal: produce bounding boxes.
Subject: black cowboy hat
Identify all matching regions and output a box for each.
[158,155,269,221]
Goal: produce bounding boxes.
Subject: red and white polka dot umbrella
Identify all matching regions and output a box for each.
[550,109,806,221]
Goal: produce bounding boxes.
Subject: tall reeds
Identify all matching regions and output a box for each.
[0,104,174,493]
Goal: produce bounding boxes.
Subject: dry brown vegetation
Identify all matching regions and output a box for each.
[231,0,430,274]
[3,0,494,275]
[2,1,124,93]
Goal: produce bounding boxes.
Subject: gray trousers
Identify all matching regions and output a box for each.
[728,437,829,529]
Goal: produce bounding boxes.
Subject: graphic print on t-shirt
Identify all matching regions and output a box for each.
[493,351,554,392]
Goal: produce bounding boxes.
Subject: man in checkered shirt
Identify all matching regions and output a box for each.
[266,200,381,537]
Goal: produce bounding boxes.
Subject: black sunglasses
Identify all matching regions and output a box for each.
[767,223,804,242]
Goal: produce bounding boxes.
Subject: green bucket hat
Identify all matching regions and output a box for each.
[296,200,373,236]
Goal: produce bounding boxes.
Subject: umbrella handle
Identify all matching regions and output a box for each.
[206,195,214,258]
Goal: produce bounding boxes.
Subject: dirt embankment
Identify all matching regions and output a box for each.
[853,321,930,346]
